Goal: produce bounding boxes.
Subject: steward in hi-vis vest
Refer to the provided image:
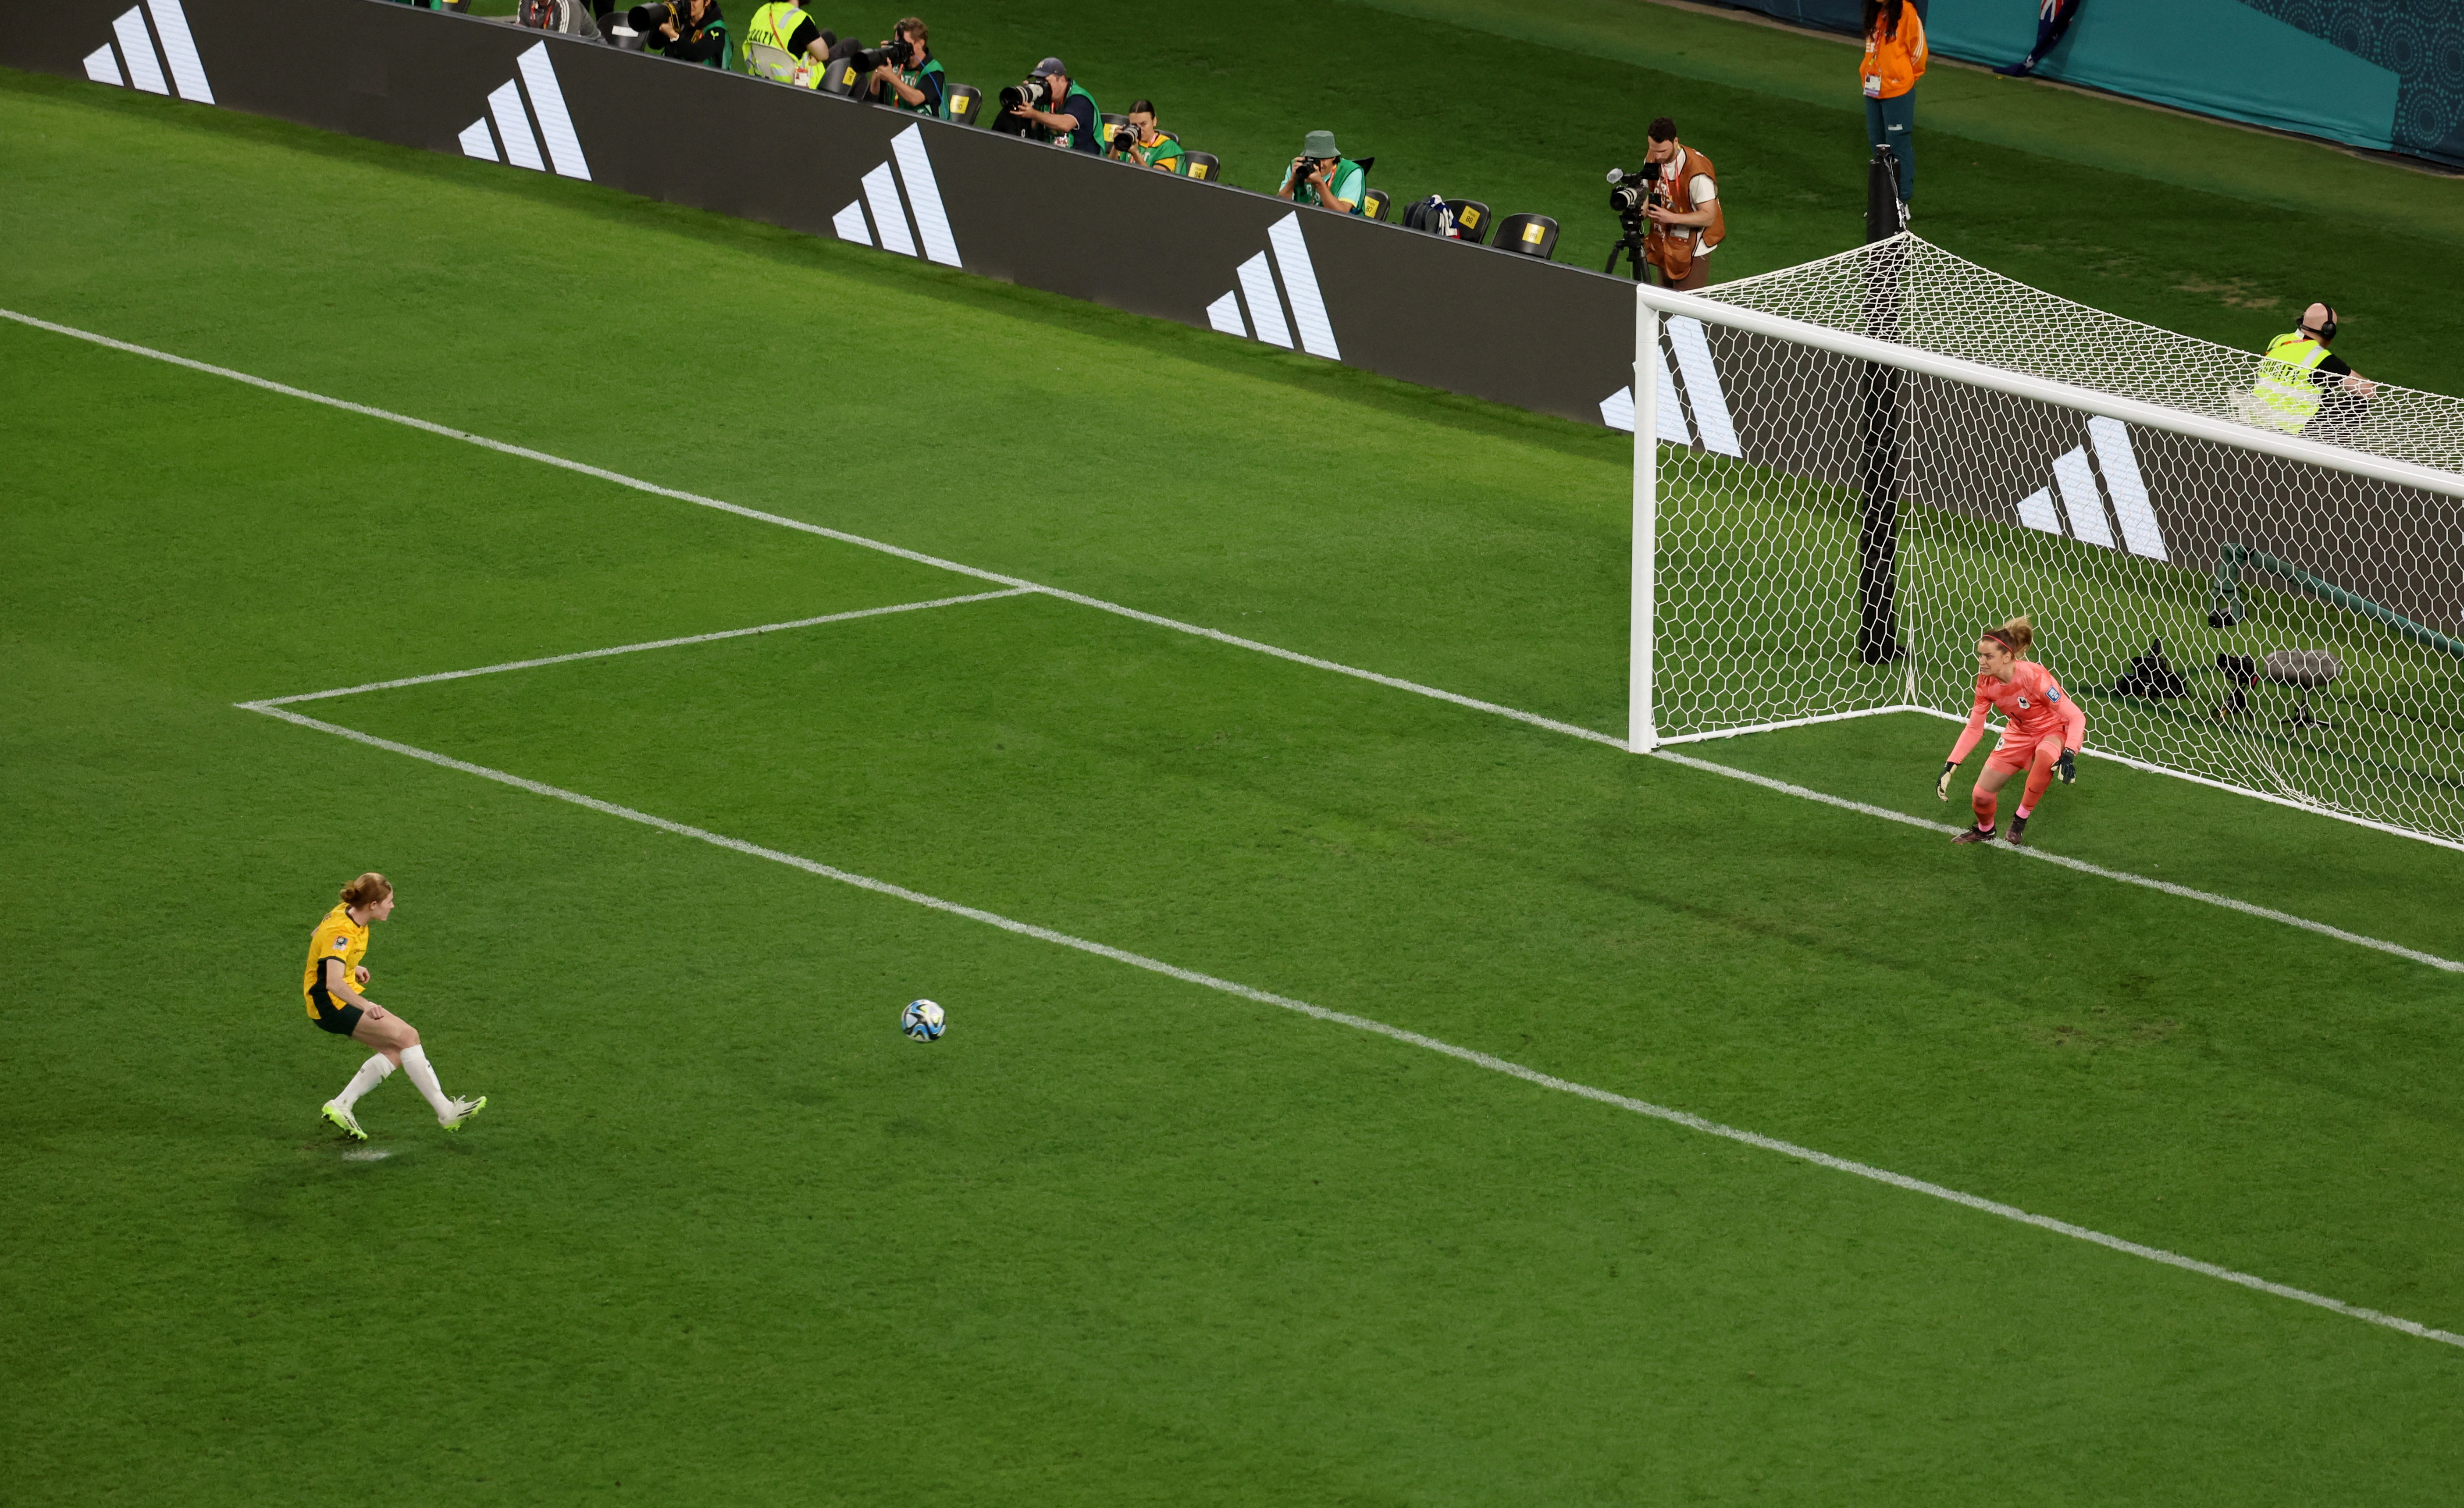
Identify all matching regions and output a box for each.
[2252,331,2332,434]
[2249,303,2373,438]
[744,0,827,85]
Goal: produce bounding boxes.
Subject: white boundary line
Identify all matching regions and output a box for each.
[229,699,2464,1352]
[259,589,1033,705]
[11,309,2457,972]
[1651,750,2464,973]
[0,309,1614,750]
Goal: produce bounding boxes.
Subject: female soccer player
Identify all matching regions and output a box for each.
[1937,616,2084,846]
[304,872,484,1140]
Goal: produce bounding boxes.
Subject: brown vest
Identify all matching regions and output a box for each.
[1644,146,1727,282]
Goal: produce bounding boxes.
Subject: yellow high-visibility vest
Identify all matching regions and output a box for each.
[744,1,820,85]
[2250,330,2331,434]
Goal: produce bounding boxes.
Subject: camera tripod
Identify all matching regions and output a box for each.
[1604,213,1650,281]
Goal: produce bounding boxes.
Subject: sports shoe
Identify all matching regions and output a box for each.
[321,1100,368,1142]
[439,1095,488,1132]
[1950,825,1998,844]
[2006,815,2030,846]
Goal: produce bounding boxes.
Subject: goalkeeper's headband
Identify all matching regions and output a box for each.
[1984,628,2026,652]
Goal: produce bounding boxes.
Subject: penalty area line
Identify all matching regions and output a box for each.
[235,698,2464,1352]
[1652,749,2464,975]
[14,308,2451,972]
[256,588,1035,705]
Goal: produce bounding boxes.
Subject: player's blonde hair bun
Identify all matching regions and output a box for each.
[339,871,393,907]
[1985,615,2034,656]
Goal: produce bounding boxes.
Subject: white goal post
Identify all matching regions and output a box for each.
[1626,235,2464,851]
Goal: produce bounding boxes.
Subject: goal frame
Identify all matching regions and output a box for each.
[1627,281,2464,853]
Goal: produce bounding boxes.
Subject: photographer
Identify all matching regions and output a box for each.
[1638,117,1723,289]
[642,0,727,67]
[1275,130,1364,215]
[741,0,832,82]
[1107,100,1183,173]
[863,16,944,118]
[1005,58,1101,153]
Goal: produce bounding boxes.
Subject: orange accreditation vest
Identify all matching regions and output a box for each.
[1643,144,1726,285]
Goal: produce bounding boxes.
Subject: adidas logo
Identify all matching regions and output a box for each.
[2015,416,2168,561]
[1204,214,1340,360]
[82,0,213,103]
[1599,316,1740,456]
[457,42,591,181]
[830,124,962,267]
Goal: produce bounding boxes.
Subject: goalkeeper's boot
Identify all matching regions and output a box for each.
[438,1095,488,1132]
[1951,823,1998,844]
[321,1100,368,1143]
[2006,814,2030,846]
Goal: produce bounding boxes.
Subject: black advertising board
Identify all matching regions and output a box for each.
[7,0,1640,431]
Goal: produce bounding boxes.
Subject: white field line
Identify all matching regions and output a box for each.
[12,309,2455,972]
[232,699,2464,1352]
[0,309,1613,749]
[259,589,1033,705]
[1652,750,2464,974]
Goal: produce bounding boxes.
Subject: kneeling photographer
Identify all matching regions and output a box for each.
[999,58,1101,153]
[1630,116,1723,288]
[1276,130,1364,215]
[635,0,728,67]
[857,17,944,118]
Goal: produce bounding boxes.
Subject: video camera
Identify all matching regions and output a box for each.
[1606,162,1662,217]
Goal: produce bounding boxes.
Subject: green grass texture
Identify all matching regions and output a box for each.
[7,53,2464,1507]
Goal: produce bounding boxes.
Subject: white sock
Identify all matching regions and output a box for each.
[335,1054,395,1111]
[399,1045,457,1118]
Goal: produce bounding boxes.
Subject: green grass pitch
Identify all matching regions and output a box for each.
[7,6,2464,1500]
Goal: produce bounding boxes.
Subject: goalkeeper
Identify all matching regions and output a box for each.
[1937,615,2084,846]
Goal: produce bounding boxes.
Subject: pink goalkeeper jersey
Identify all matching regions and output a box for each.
[1952,661,2084,761]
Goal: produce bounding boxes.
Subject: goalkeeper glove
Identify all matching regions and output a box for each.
[1936,760,1956,800]
[2056,749,2077,785]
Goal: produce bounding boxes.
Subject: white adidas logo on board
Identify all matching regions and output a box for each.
[1600,316,1740,456]
[457,42,591,181]
[1206,214,1339,360]
[2015,417,2168,561]
[82,0,214,103]
[831,124,961,267]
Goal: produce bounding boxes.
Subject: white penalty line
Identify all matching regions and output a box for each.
[231,698,2464,1352]
[0,307,1610,748]
[14,309,2456,974]
[256,589,1034,705]
[1652,750,2464,975]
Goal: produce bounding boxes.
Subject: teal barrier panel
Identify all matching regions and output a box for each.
[1927,0,2428,160]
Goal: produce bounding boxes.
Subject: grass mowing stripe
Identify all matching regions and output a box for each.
[2,307,1618,748]
[19,305,2453,973]
[232,697,2464,1352]
[1654,749,2464,975]
[258,590,1036,705]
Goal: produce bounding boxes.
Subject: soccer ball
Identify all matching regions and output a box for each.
[900,999,945,1042]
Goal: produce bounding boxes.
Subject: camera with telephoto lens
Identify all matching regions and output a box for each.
[999,76,1052,113]
[627,0,686,35]
[849,29,912,74]
[1606,162,1661,216]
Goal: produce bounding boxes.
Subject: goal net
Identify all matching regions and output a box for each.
[1627,233,2464,850]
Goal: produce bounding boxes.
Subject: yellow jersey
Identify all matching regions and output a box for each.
[302,902,370,1019]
